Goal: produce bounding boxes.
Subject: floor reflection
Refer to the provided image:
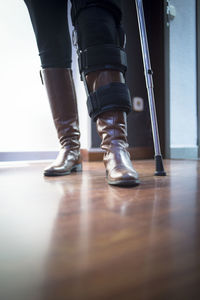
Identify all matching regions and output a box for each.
[1,160,200,300]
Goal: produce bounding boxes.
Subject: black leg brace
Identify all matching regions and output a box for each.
[71,0,132,121]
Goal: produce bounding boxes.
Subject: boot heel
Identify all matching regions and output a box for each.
[72,163,82,172]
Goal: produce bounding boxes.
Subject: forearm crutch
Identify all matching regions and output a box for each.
[135,0,166,176]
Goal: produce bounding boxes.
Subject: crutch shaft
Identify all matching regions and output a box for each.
[135,0,166,175]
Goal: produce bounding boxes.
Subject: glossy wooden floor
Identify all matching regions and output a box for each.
[0,159,200,300]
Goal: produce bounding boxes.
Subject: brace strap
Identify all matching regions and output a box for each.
[87,82,132,121]
[78,44,127,78]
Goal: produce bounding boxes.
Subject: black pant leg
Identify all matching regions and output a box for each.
[70,0,122,50]
[76,6,118,50]
[24,0,72,68]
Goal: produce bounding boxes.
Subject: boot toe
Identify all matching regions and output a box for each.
[107,167,140,187]
[44,165,71,176]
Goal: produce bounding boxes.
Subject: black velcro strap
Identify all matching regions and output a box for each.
[78,44,127,76]
[87,82,132,121]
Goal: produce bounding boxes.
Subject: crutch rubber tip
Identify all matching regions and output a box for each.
[155,170,166,176]
[154,155,167,176]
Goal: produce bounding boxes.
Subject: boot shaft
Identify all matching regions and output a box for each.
[41,68,80,150]
[96,110,129,152]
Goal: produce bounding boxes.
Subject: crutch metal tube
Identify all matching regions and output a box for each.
[135,0,166,176]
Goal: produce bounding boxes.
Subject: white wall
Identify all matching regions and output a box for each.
[0,0,90,154]
[169,0,197,158]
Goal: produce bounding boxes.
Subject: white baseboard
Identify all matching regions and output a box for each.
[170,147,198,159]
[0,151,58,162]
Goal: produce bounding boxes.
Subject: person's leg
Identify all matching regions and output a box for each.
[71,0,139,186]
[24,0,81,176]
[24,0,72,68]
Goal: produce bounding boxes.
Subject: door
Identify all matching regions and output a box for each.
[167,0,198,159]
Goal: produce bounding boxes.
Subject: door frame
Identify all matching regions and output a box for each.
[197,0,200,158]
[164,0,170,158]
